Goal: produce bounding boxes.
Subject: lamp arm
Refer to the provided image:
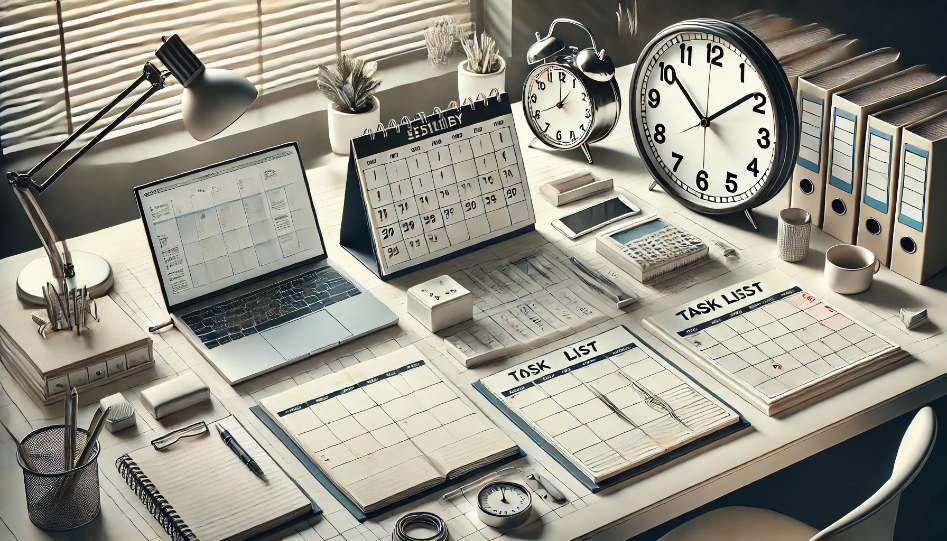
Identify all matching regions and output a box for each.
[33,63,167,192]
[13,186,65,279]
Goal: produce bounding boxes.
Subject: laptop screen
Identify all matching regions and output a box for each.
[136,143,325,310]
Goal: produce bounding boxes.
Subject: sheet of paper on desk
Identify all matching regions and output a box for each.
[642,269,909,415]
[478,326,741,484]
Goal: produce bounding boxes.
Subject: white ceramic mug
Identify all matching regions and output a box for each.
[825,244,881,294]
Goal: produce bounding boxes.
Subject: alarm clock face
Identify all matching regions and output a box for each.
[631,20,798,214]
[524,65,592,150]
[477,481,532,528]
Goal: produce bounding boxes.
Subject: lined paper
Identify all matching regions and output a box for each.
[830,108,857,193]
[798,94,824,172]
[864,129,894,212]
[899,145,928,231]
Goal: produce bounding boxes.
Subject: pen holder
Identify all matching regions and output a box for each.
[17,425,100,530]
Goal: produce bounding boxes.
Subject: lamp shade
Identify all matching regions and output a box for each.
[155,34,258,141]
[181,68,258,141]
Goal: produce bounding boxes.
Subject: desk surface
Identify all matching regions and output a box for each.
[3,65,947,541]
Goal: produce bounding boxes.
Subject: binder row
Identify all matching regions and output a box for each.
[116,454,196,541]
[360,88,503,140]
[789,48,947,284]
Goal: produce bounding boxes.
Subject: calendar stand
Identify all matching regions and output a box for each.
[340,92,536,281]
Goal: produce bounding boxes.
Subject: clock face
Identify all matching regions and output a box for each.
[632,23,795,213]
[478,482,531,517]
[524,65,593,149]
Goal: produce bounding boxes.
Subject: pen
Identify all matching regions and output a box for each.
[76,406,110,468]
[64,388,78,469]
[216,424,264,477]
[2,421,36,471]
[586,383,638,427]
[569,256,635,302]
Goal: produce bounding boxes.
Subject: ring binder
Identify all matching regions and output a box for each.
[340,91,536,280]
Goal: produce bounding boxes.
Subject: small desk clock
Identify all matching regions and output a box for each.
[629,19,799,230]
[476,480,533,529]
[523,18,621,164]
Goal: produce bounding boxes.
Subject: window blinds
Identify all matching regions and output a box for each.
[0,0,469,154]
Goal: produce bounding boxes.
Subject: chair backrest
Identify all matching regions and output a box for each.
[810,406,937,541]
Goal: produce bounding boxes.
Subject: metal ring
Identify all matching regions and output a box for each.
[363,127,375,140]
[414,111,428,124]
[462,97,475,110]
[388,119,400,133]
[376,122,388,136]
[392,512,448,541]
[476,92,488,106]
[488,88,501,102]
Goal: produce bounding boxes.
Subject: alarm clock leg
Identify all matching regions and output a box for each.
[528,137,540,149]
[581,143,593,164]
[744,209,759,232]
[648,179,658,191]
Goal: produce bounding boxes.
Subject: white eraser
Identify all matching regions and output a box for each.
[140,372,209,420]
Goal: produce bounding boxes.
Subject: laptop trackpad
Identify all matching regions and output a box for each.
[261,311,351,361]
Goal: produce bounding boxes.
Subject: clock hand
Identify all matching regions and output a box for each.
[674,77,705,121]
[706,92,758,123]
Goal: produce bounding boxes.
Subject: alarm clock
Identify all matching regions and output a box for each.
[629,19,799,230]
[523,18,620,164]
[476,481,533,529]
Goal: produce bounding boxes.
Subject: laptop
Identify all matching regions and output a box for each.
[134,142,398,384]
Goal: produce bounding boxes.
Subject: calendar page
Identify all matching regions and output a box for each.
[349,94,535,277]
[643,269,907,415]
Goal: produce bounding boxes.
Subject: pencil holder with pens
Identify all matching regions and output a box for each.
[17,425,101,530]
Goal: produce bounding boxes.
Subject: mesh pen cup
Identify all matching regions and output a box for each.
[777,208,812,262]
[17,425,101,530]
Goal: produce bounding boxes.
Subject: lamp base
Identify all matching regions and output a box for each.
[16,251,113,306]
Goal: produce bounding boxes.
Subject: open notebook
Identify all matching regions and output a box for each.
[115,416,316,541]
[477,326,741,485]
[258,345,519,514]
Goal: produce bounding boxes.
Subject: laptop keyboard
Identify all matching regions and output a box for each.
[179,267,361,350]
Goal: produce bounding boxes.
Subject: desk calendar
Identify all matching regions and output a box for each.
[340,93,536,279]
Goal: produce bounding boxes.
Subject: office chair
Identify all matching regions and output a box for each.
[659,406,937,541]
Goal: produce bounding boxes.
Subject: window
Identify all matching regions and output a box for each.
[0,0,470,154]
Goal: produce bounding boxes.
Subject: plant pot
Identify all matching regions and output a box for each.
[458,57,506,102]
[327,96,381,155]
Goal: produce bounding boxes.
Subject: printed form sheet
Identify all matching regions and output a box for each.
[479,327,740,483]
[138,147,324,307]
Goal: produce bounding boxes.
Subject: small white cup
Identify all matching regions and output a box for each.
[825,244,881,294]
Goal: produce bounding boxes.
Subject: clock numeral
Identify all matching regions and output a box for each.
[558,71,567,83]
[570,130,576,141]
[747,157,759,177]
[544,122,550,133]
[533,110,540,120]
[529,94,537,104]
[581,92,587,102]
[584,108,591,119]
[654,124,666,144]
[757,127,771,148]
[671,152,683,172]
[547,70,553,83]
[696,170,708,191]
[556,130,562,141]
[679,43,692,66]
[706,44,723,67]
[648,88,660,108]
[658,62,676,85]
[537,81,546,91]
[725,172,738,193]
[739,62,745,83]
[752,93,767,114]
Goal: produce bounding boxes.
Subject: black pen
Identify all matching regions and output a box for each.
[216,424,264,477]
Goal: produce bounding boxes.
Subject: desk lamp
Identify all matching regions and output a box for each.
[7,35,258,305]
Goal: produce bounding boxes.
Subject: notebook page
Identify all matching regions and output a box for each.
[128,416,311,541]
[345,346,518,479]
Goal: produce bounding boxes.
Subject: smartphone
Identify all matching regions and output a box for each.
[551,195,641,239]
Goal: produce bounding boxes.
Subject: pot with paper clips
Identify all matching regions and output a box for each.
[17,425,101,530]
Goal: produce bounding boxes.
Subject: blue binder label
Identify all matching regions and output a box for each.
[829,108,857,194]
[864,128,893,213]
[898,144,928,232]
[798,93,824,173]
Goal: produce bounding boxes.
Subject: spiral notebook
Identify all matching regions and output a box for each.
[115,416,318,541]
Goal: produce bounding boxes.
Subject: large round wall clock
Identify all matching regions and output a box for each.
[523,18,620,164]
[630,19,798,230]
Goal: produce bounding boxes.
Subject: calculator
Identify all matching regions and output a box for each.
[595,215,708,284]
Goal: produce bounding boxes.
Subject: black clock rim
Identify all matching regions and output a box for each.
[477,481,532,516]
[522,63,598,151]
[589,76,622,144]
[629,18,800,215]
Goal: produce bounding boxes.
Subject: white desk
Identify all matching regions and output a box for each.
[2,65,947,541]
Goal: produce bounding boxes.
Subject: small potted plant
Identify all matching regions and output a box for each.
[316,53,382,155]
[458,32,505,101]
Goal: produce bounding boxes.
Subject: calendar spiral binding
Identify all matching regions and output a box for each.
[115,454,197,541]
[361,88,503,140]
